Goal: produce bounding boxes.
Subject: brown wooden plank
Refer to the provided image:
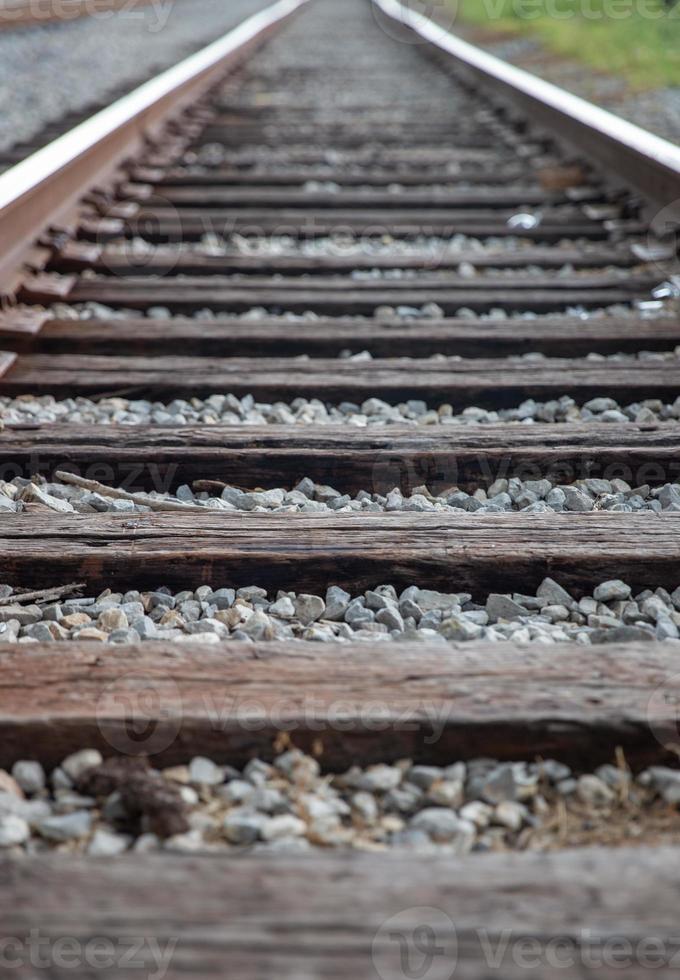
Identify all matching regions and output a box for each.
[0,350,17,379]
[1,354,678,404]
[0,640,678,769]
[2,420,678,493]
[0,511,677,594]
[195,126,501,147]
[26,314,680,358]
[52,241,640,275]
[4,846,680,979]
[125,185,584,208]
[65,271,653,293]
[202,115,487,129]
[51,284,648,315]
[0,309,49,339]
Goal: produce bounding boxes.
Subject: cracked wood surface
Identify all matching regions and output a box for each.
[7,315,679,358]
[0,511,677,592]
[0,421,679,492]
[1,355,679,403]
[0,640,677,769]
[2,846,680,977]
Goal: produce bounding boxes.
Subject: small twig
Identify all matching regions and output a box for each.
[0,581,86,606]
[192,479,228,494]
[54,470,209,514]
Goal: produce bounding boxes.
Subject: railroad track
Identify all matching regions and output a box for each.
[1,0,680,974]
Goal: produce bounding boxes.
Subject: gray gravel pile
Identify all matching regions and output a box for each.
[50,298,673,324]
[0,0,270,154]
[104,233,665,267]
[8,473,680,517]
[1,578,678,646]
[1,748,678,854]
[333,349,680,364]
[2,393,680,426]
[107,233,547,256]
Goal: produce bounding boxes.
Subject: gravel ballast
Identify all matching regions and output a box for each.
[2,392,680,426]
[6,472,680,516]
[0,578,678,645]
[0,0,270,154]
[2,748,680,855]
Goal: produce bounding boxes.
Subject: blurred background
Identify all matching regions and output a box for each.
[447,0,680,139]
[0,0,677,168]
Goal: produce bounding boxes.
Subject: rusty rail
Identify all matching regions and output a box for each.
[0,0,308,292]
[372,0,680,233]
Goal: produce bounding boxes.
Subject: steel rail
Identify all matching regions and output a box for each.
[372,0,680,232]
[0,0,308,291]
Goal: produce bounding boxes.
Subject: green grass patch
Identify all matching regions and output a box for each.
[453,0,680,88]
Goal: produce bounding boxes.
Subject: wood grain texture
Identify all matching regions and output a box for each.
[129,185,578,207]
[59,282,647,315]
[196,127,505,148]
[0,309,49,338]
[20,315,680,358]
[59,275,658,316]
[0,350,17,379]
[0,640,677,768]
[52,242,640,275]
[2,421,679,492]
[0,511,677,593]
[2,355,679,403]
[3,847,680,978]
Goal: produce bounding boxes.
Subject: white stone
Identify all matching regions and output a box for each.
[61,749,102,782]
[0,814,29,847]
[11,760,45,795]
[87,828,131,856]
[189,757,224,786]
[260,814,307,841]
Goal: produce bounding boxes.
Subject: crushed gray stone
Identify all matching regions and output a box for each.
[49,297,678,326]
[0,747,678,855]
[3,393,680,427]
[6,472,680,516]
[0,578,678,646]
[0,0,272,154]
